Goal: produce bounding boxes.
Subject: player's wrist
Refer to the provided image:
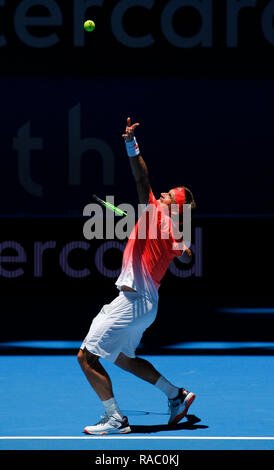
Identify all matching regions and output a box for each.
[125,137,140,157]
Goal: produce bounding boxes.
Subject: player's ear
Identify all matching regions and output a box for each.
[191,200,197,210]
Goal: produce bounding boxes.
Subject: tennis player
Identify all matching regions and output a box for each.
[78,117,196,435]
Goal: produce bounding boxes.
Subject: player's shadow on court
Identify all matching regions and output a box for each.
[130,414,208,434]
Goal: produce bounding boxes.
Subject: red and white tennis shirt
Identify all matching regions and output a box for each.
[115,190,184,302]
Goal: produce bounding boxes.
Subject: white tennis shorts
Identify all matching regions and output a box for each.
[80,291,158,363]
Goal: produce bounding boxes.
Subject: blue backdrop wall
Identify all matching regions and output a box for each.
[0,0,273,348]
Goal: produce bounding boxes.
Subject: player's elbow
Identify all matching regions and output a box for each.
[178,248,193,264]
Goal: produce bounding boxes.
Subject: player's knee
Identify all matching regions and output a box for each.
[77,349,85,366]
[78,347,99,369]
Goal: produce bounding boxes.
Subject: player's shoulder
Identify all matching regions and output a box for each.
[143,188,159,208]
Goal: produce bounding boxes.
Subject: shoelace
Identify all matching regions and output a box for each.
[95,415,109,426]
[168,395,181,413]
[95,414,123,426]
[168,399,175,413]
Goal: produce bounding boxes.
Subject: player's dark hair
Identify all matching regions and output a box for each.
[184,187,196,211]
[176,186,196,229]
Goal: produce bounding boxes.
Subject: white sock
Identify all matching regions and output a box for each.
[102,397,124,420]
[155,376,179,399]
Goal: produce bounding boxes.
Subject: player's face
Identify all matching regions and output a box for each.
[159,190,177,206]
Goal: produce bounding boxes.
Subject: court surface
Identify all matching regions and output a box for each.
[0,347,274,450]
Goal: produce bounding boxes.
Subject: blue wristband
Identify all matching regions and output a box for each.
[125,137,140,157]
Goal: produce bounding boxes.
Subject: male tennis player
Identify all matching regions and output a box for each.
[78,117,196,435]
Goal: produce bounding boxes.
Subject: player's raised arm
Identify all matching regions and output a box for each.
[122,117,151,205]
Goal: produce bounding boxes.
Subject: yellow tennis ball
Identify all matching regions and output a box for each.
[84,20,95,32]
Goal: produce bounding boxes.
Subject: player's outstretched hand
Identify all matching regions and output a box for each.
[122,117,140,142]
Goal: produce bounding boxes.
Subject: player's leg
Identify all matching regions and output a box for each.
[77,348,131,435]
[78,292,146,434]
[115,352,161,384]
[77,348,113,401]
[115,352,195,425]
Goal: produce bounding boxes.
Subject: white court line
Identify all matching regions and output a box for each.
[0,436,274,440]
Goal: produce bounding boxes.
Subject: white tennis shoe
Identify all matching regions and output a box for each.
[84,415,131,435]
[168,388,196,425]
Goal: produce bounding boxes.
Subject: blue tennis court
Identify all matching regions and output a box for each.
[1,344,274,451]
